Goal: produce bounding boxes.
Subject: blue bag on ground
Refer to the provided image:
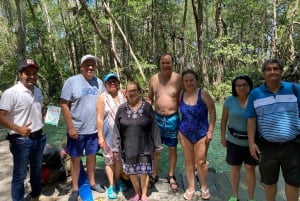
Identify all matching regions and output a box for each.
[78,160,93,201]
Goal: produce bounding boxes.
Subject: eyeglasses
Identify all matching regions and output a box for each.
[106,80,119,85]
[127,89,139,93]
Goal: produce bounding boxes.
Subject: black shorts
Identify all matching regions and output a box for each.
[226,141,257,166]
[258,142,300,187]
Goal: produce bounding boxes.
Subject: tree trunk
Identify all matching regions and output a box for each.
[178,0,188,72]
[57,0,77,74]
[14,0,26,60]
[191,0,209,86]
[271,0,278,57]
[214,0,224,85]
[286,0,299,76]
[107,4,121,85]
[79,0,123,69]
[288,0,299,64]
[101,0,146,82]
[39,0,58,63]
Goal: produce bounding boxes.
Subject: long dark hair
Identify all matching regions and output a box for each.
[231,75,253,96]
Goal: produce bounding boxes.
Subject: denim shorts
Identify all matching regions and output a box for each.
[66,133,99,157]
[258,141,300,187]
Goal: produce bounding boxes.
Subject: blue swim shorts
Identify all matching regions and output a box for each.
[66,133,99,157]
[155,112,179,147]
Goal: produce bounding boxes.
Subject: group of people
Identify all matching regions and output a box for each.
[0,55,299,201]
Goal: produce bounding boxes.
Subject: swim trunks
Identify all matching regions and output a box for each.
[155,112,179,147]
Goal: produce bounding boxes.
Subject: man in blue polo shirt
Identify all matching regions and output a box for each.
[246,58,300,201]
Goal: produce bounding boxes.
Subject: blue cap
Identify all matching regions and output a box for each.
[103,73,119,83]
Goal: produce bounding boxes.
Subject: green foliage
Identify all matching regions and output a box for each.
[209,82,231,103]
[121,58,157,90]
[209,66,262,103]
[224,66,263,88]
[0,0,299,103]
[207,36,259,67]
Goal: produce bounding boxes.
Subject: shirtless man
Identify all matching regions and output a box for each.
[148,53,182,191]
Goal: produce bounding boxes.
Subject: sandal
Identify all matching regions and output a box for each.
[183,189,195,200]
[166,175,178,191]
[201,188,211,200]
[129,194,140,201]
[107,186,118,199]
[115,180,128,192]
[148,175,159,188]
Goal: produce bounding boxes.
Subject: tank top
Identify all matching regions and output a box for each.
[103,90,126,147]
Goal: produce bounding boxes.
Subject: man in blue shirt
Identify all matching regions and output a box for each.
[246,59,300,201]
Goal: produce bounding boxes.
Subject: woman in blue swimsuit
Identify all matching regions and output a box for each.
[179,69,216,200]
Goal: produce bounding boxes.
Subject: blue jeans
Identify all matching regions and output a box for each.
[9,134,46,201]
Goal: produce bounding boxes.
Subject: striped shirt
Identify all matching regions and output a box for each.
[245,81,300,142]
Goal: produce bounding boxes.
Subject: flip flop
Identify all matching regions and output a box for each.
[201,188,211,200]
[183,189,195,200]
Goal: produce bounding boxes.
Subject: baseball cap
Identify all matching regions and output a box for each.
[18,59,39,72]
[103,73,119,83]
[80,54,98,65]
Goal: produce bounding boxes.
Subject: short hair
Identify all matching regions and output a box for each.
[126,81,143,93]
[157,53,174,67]
[231,75,253,96]
[181,69,198,81]
[262,58,284,72]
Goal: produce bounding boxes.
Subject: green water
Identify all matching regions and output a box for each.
[0,104,229,173]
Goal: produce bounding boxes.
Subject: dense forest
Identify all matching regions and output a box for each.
[0,0,299,105]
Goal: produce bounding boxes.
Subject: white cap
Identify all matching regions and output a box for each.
[80,54,98,65]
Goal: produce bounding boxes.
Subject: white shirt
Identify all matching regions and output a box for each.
[0,82,44,135]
